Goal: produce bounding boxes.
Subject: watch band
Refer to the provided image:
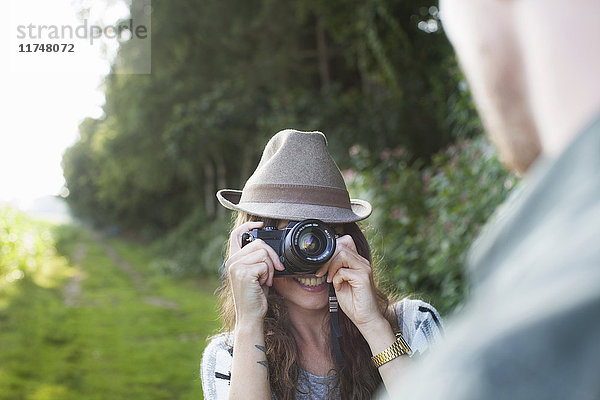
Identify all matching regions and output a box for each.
[371,332,413,368]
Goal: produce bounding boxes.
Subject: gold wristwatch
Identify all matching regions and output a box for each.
[371,332,413,368]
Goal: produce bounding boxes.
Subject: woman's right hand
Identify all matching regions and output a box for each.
[225,221,285,323]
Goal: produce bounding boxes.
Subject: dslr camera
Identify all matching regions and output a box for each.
[241,219,337,275]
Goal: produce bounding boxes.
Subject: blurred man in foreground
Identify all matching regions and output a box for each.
[387,0,600,399]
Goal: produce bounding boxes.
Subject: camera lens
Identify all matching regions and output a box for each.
[283,219,336,274]
[298,230,324,256]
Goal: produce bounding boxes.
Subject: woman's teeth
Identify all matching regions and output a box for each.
[294,275,327,287]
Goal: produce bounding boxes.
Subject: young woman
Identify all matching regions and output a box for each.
[201,130,443,399]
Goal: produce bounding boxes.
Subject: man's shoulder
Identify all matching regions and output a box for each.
[468,113,600,290]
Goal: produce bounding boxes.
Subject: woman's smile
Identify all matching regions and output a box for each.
[293,275,328,291]
[272,274,329,311]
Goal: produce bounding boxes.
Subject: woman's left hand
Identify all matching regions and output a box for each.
[315,235,384,331]
[317,235,409,385]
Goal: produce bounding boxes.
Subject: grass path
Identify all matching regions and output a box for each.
[0,224,221,400]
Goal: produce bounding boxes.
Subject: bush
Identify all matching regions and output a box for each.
[151,208,230,276]
[0,207,74,302]
[347,136,517,314]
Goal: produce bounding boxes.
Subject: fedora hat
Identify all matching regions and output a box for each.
[216,129,372,223]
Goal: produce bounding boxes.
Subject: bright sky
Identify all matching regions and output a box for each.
[0,0,131,209]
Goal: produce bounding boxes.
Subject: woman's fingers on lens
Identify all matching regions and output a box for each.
[332,267,350,290]
[324,252,345,283]
[336,234,358,252]
[251,239,284,271]
[315,265,328,277]
[258,240,285,271]
[225,239,261,270]
[229,254,269,280]
[265,254,275,286]
[234,261,270,290]
[229,238,285,288]
[316,235,358,278]
[227,238,283,272]
[324,247,370,283]
[257,262,270,286]
[332,267,358,291]
[332,267,370,291]
[228,245,275,285]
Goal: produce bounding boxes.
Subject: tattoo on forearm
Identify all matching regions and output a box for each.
[255,345,269,373]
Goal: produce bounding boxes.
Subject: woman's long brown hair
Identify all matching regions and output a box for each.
[216,212,402,399]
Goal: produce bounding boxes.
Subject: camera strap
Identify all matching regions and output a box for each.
[328,283,345,371]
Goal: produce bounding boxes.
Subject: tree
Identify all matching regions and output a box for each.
[63,0,479,236]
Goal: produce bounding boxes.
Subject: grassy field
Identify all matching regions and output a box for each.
[0,210,221,400]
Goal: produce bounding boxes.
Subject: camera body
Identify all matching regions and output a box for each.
[241,219,337,275]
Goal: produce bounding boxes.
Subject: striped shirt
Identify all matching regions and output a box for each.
[201,298,444,400]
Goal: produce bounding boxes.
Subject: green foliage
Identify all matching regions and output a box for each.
[151,208,230,276]
[0,207,73,303]
[0,222,220,400]
[62,0,476,234]
[348,137,517,314]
